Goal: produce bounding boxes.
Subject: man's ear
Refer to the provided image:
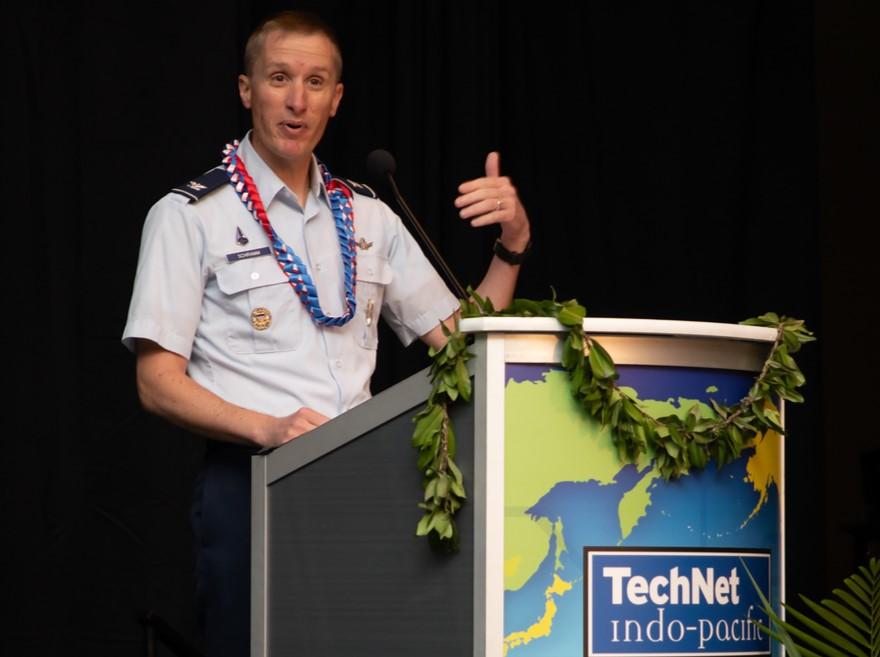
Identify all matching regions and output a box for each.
[329,82,344,117]
[238,74,252,109]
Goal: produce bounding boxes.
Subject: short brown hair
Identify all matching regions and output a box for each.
[243,10,343,79]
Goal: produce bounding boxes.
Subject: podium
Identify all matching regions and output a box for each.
[251,318,783,657]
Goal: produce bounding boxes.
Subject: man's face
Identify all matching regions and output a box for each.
[238,30,343,174]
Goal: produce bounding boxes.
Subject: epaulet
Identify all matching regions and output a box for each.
[335,177,377,199]
[170,167,228,203]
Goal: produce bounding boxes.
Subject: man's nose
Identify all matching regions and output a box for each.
[286,80,307,113]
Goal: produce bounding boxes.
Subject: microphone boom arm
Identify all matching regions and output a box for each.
[384,172,469,302]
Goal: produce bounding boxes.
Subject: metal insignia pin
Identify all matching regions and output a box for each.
[357,237,373,250]
[236,227,249,245]
[250,307,272,330]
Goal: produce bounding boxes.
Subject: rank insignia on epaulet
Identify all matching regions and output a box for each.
[171,167,228,203]
[336,177,377,199]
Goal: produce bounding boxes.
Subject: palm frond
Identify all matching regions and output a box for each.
[746,557,879,657]
[821,599,870,634]
[799,596,871,648]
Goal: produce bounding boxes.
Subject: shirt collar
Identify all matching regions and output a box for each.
[237,132,329,210]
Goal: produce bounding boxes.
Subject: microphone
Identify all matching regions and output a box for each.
[366,149,397,179]
[366,150,467,301]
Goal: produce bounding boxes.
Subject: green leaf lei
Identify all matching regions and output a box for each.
[411,291,815,549]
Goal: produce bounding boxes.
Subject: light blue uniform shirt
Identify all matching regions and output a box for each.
[123,134,458,418]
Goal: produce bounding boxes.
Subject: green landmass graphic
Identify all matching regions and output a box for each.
[504,370,619,590]
[504,372,716,591]
[618,468,662,543]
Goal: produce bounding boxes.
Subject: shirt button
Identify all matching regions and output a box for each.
[334,359,343,369]
[315,262,322,271]
[250,272,260,281]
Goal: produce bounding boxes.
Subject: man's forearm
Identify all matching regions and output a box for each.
[474,251,525,311]
[135,340,328,449]
[421,249,526,351]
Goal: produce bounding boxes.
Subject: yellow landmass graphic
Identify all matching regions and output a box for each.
[503,574,573,656]
[742,427,782,527]
[618,467,662,543]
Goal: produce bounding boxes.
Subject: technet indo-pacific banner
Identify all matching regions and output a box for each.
[584,548,770,657]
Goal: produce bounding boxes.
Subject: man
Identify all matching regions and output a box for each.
[123,10,530,656]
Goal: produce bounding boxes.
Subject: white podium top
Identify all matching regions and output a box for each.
[459,317,776,371]
[459,316,777,343]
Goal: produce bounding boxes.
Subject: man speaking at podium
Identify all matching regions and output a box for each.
[123,10,530,656]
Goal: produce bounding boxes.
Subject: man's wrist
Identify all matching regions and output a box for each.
[494,236,532,265]
[249,413,276,449]
[498,229,531,253]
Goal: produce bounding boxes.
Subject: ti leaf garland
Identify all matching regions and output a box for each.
[411,320,471,552]
[412,290,815,548]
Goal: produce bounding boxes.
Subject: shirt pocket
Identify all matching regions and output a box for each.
[355,253,392,350]
[215,256,303,354]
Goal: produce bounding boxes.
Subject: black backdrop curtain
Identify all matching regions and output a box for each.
[7,0,876,655]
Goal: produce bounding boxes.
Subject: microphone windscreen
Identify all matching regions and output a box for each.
[366,149,397,179]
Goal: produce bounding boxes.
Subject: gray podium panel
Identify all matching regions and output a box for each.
[264,401,474,655]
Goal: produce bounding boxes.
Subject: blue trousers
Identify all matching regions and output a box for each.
[192,443,255,657]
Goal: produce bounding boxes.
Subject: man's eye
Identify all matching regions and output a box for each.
[307,77,325,87]
[270,74,287,83]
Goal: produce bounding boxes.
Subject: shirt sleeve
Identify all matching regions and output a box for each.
[121,194,208,358]
[378,202,459,346]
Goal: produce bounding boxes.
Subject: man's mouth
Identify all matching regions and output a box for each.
[281,121,305,134]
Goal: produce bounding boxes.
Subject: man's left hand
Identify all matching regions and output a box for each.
[455,152,531,253]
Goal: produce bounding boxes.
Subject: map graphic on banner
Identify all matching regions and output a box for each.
[502,365,782,657]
